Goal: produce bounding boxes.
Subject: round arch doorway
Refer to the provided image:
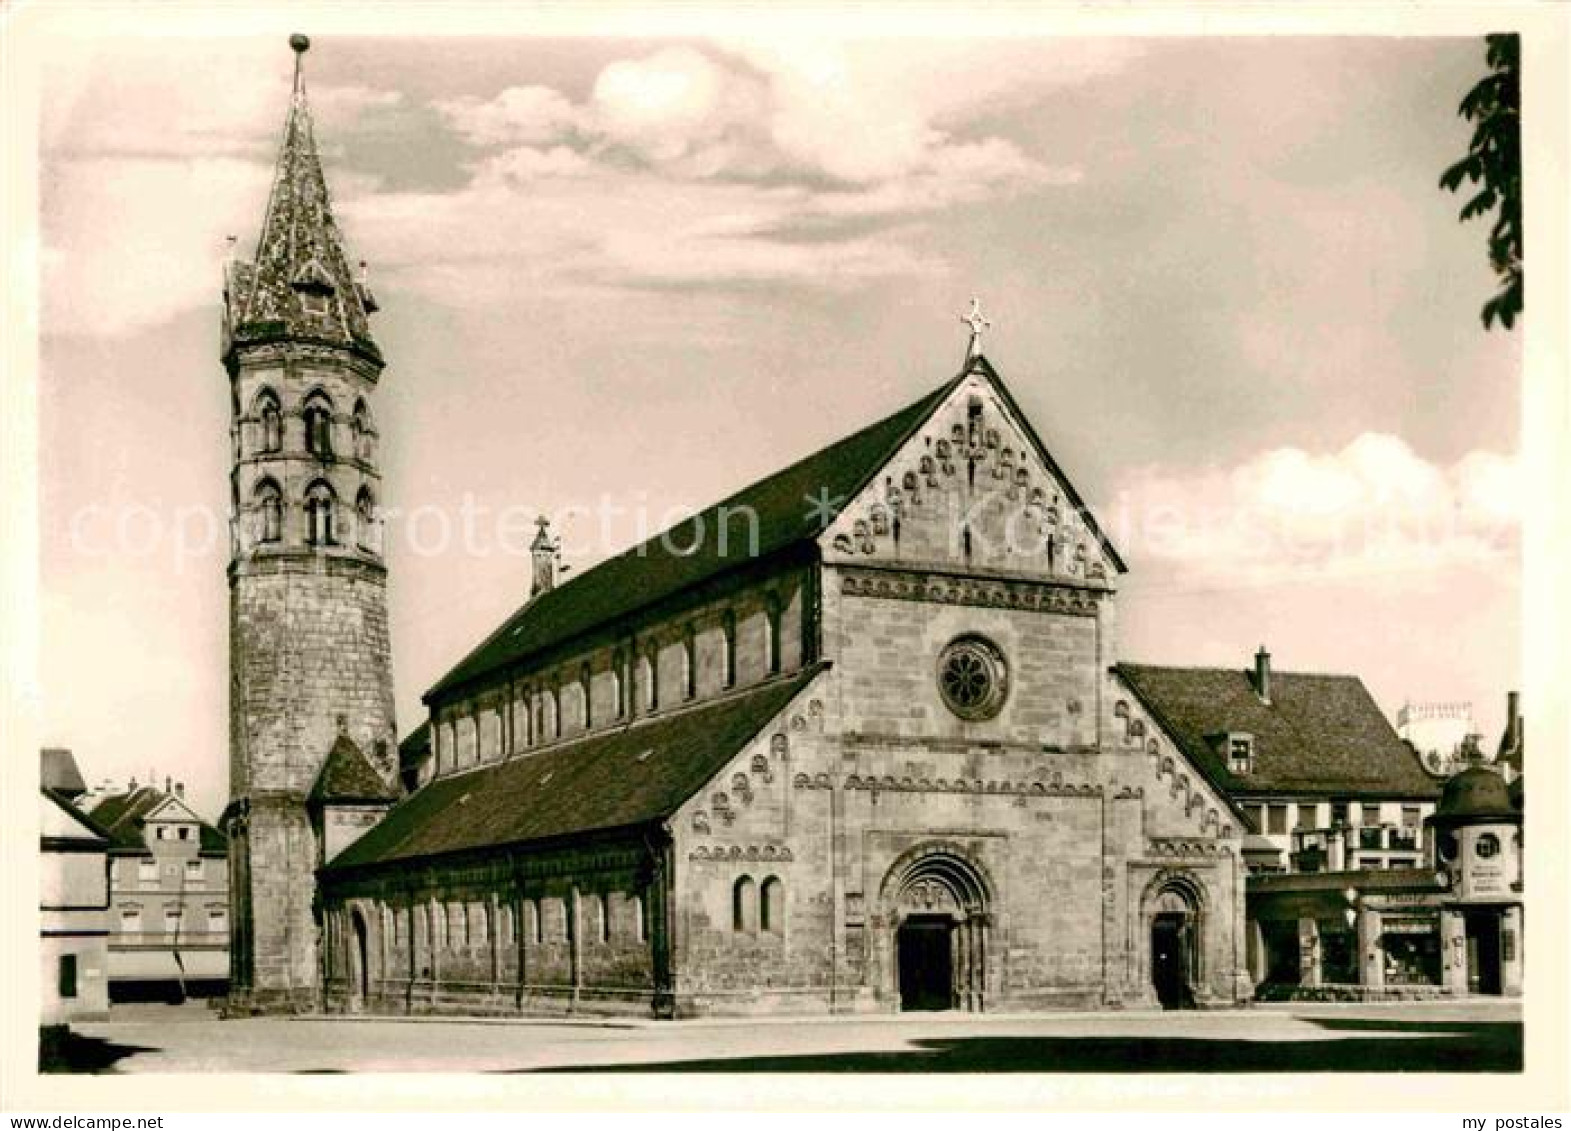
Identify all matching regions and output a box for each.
[880,844,993,1013]
[1147,879,1202,1010]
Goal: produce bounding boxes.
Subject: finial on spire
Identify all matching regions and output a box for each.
[289,34,310,94]
[961,297,991,361]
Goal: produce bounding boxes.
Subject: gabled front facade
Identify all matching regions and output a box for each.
[319,356,1252,1017]
[87,783,231,999]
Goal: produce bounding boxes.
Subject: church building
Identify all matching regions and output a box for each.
[224,39,1255,1018]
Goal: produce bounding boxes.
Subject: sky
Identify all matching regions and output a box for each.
[36,31,1522,817]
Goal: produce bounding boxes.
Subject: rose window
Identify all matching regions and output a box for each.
[937,636,1008,721]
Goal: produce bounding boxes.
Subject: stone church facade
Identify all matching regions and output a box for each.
[224,40,1253,1017]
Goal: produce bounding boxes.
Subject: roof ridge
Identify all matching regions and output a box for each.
[1117,660,1364,681]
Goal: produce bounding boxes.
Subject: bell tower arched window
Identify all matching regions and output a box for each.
[305,480,337,546]
[254,478,283,544]
[351,398,374,462]
[355,486,378,551]
[303,393,335,460]
[255,389,282,454]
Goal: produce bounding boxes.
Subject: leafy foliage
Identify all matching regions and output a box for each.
[1440,34,1521,330]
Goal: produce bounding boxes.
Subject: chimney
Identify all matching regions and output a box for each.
[175,781,184,799]
[1507,690,1520,744]
[1253,645,1272,704]
[530,516,557,598]
[164,775,172,795]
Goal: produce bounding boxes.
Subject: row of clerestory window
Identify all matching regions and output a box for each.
[432,594,787,775]
[250,388,375,462]
[251,477,377,548]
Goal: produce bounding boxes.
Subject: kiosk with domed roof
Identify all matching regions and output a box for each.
[1427,764,1523,996]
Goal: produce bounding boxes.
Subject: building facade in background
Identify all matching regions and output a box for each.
[87,780,231,1001]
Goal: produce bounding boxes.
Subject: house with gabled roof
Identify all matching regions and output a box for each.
[1116,647,1441,876]
[87,780,230,1000]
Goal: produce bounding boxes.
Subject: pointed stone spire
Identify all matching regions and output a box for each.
[231,35,378,359]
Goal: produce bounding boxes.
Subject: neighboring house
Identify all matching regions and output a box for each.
[1116,650,1441,876]
[87,780,229,1001]
[1245,764,1523,1000]
[40,749,111,1025]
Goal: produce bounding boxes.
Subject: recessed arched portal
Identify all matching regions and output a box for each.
[879,843,993,1013]
[1144,875,1203,1010]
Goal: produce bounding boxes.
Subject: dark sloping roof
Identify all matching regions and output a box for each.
[328,665,824,872]
[425,371,962,701]
[87,785,229,854]
[428,356,1126,702]
[310,733,400,805]
[1116,664,1440,799]
[41,748,87,797]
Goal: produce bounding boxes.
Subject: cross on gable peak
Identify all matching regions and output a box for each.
[961,297,991,361]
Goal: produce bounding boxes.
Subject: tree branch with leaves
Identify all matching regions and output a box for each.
[1440,33,1522,330]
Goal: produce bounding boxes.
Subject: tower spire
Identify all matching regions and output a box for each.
[228,35,378,359]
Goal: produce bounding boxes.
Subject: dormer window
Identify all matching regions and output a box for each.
[292,256,335,317]
[1228,733,1254,774]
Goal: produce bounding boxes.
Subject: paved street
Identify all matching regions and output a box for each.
[48,998,1520,1074]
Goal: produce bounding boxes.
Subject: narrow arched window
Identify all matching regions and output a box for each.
[722,610,737,689]
[683,626,697,701]
[612,648,627,720]
[355,485,377,550]
[732,876,756,934]
[632,894,646,943]
[764,593,782,675]
[597,894,611,943]
[351,398,374,461]
[643,646,659,713]
[303,393,334,459]
[254,478,283,544]
[761,876,784,934]
[579,663,593,730]
[304,480,337,546]
[255,389,282,454]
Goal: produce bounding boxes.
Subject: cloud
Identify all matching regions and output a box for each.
[1103,434,1520,587]
[389,41,1112,304]
[43,37,1122,335]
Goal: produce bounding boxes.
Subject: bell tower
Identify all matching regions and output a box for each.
[223,35,397,1012]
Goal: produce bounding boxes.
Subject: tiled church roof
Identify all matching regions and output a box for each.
[226,44,378,358]
[428,356,1126,702]
[1116,664,1439,800]
[425,375,964,701]
[327,665,824,872]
